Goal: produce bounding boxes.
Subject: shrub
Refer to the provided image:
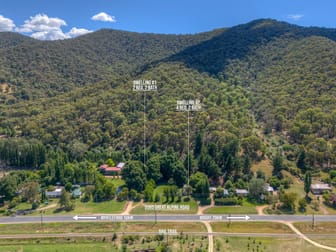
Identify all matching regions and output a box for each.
[8,197,21,209]
[200,197,211,205]
[215,197,238,206]
[31,201,39,210]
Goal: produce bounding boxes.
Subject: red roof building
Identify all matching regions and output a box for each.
[99,163,123,175]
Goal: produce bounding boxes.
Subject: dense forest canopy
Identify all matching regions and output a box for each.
[1,18,336,195]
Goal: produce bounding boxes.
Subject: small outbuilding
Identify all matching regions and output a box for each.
[311,183,332,195]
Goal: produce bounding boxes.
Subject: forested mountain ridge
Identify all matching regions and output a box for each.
[0,28,224,100]
[167,19,336,76]
[0,32,35,49]
[1,18,336,171]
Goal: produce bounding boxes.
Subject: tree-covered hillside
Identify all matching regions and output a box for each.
[1,18,336,181]
[223,30,336,168]
[0,32,34,49]
[0,28,224,101]
[0,62,255,157]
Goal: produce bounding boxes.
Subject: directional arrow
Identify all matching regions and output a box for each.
[73,215,97,221]
[226,215,250,221]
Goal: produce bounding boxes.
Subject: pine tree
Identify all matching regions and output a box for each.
[194,132,203,158]
[297,149,307,172]
[272,152,283,178]
[304,171,312,198]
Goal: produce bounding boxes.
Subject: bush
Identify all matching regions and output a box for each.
[330,170,336,179]
[31,202,39,210]
[8,197,21,209]
[215,198,238,206]
[47,185,55,192]
[288,167,300,176]
[298,198,307,212]
[200,197,211,205]
[65,182,72,192]
[133,193,143,202]
[81,193,91,202]
[183,197,190,202]
[155,194,161,203]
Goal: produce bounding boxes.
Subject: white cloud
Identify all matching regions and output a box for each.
[17,13,67,33]
[30,30,68,40]
[16,14,92,40]
[67,27,93,37]
[16,13,67,40]
[0,15,16,32]
[91,12,116,22]
[287,14,304,21]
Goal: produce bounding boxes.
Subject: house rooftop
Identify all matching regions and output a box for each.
[236,189,248,194]
[311,184,331,190]
[265,183,274,192]
[117,162,125,168]
[99,164,109,169]
[105,167,121,172]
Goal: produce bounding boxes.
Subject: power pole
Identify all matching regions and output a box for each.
[312,212,315,229]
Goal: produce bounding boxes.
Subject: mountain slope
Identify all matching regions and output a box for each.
[0,32,35,49]
[0,28,224,100]
[0,62,254,159]
[1,19,336,168]
[167,19,336,77]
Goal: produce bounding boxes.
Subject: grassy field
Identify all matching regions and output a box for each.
[204,205,257,214]
[0,242,118,252]
[0,222,206,235]
[2,235,335,252]
[309,238,336,248]
[211,222,292,234]
[214,236,327,252]
[70,200,126,214]
[31,199,127,216]
[0,234,209,252]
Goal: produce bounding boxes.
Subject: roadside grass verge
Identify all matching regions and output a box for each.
[294,222,336,248]
[0,242,118,252]
[0,222,206,235]
[214,236,327,252]
[211,222,292,234]
[204,198,258,214]
[204,205,257,214]
[0,232,209,252]
[294,222,336,234]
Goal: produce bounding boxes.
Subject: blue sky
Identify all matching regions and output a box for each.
[0,0,336,40]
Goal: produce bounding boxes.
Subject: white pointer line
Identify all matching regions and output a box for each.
[226,215,250,221]
[73,215,97,221]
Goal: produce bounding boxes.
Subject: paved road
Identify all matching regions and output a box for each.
[0,214,335,224]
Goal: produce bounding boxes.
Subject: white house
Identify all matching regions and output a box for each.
[45,188,62,198]
[265,183,274,194]
[236,189,249,196]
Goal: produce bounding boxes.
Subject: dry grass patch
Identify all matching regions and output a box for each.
[211,222,293,234]
[251,158,273,178]
[294,222,336,234]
